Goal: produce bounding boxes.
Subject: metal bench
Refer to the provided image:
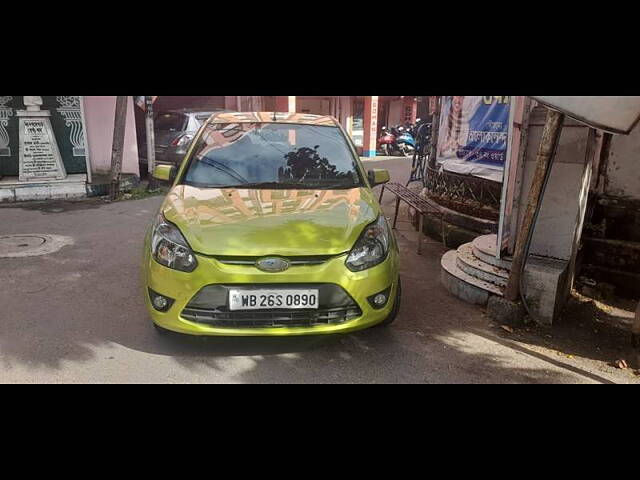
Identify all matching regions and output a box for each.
[379,182,444,255]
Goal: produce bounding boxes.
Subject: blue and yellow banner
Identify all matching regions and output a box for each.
[437,96,511,181]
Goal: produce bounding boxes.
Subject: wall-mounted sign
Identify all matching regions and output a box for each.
[436,96,511,182]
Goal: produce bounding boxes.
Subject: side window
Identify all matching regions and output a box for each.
[155,113,187,132]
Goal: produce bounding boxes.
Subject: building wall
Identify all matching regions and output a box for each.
[83,96,140,176]
[154,96,226,112]
[297,97,331,115]
[605,124,640,200]
[387,99,403,127]
[238,96,264,112]
[382,97,418,127]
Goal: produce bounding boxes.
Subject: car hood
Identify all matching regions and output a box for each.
[161,185,379,257]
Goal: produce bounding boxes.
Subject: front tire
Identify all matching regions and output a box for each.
[378,279,402,327]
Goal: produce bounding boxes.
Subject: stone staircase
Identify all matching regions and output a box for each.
[440,234,510,305]
[441,234,581,325]
[441,232,638,329]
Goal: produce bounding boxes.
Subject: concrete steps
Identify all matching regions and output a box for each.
[441,234,573,325]
[471,234,512,271]
[456,243,509,287]
[0,174,88,203]
[440,235,507,306]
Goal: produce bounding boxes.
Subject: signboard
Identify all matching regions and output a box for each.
[0,96,88,177]
[531,96,640,135]
[436,96,512,182]
[18,115,66,181]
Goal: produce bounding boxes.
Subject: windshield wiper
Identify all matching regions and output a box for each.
[199,157,250,185]
[301,181,360,190]
[194,181,360,190]
[211,182,302,190]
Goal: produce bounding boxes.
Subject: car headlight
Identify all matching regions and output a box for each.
[345,216,391,272]
[151,214,198,272]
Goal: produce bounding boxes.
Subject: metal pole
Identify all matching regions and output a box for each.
[109,96,128,200]
[145,96,157,189]
[428,96,440,170]
[504,109,565,302]
[594,132,613,195]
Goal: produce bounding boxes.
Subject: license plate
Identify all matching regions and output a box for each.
[229,289,319,311]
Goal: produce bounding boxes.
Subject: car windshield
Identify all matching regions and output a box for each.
[155,113,187,132]
[183,122,363,189]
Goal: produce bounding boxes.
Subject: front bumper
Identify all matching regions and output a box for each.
[142,234,400,336]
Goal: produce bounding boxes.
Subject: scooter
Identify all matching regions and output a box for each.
[396,126,416,157]
[377,126,398,156]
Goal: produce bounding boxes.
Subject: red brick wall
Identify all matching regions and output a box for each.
[153,96,226,111]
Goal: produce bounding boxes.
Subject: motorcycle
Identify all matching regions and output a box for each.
[377,126,399,156]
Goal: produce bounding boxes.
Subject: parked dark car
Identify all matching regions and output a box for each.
[139,109,226,170]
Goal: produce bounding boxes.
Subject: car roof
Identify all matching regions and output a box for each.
[206,112,339,127]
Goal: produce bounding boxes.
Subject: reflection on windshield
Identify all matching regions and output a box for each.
[280,146,355,184]
[168,186,364,226]
[183,123,362,189]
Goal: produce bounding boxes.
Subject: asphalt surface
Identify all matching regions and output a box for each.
[1,157,638,383]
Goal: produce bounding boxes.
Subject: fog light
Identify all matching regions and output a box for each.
[153,296,168,310]
[148,289,174,312]
[373,294,387,306]
[367,286,392,310]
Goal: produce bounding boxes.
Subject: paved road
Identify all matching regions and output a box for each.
[1,157,637,383]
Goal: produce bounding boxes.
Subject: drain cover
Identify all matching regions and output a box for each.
[0,234,74,258]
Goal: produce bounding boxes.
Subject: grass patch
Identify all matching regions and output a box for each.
[122,183,169,200]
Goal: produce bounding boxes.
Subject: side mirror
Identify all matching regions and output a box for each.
[152,164,176,182]
[367,169,390,187]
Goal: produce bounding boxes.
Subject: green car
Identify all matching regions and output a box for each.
[142,112,401,336]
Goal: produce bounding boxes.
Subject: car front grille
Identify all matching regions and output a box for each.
[181,306,362,328]
[181,283,362,328]
[210,255,339,267]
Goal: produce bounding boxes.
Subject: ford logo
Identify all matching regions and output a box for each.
[255,257,290,273]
